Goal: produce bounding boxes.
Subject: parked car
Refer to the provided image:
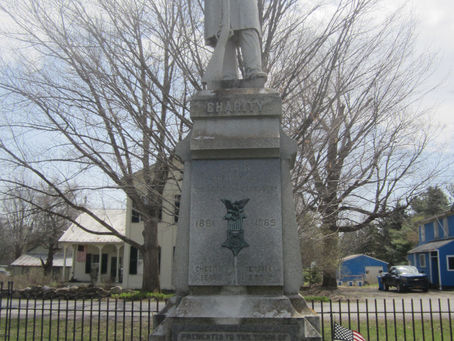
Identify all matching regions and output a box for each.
[380,265,428,292]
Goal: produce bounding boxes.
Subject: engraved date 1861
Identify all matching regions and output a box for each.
[195,219,215,228]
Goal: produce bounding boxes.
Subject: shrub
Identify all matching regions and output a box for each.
[303,296,330,302]
[111,290,174,301]
[303,266,322,287]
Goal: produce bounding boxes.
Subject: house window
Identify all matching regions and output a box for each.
[419,254,426,268]
[85,253,107,274]
[420,225,425,242]
[85,254,92,273]
[85,254,100,273]
[174,195,181,223]
[447,256,454,271]
[131,209,141,223]
[101,254,108,274]
[443,218,449,238]
[434,222,439,239]
[129,247,138,275]
[131,201,142,223]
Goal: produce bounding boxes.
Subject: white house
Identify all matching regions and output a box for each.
[58,173,180,290]
[59,209,126,285]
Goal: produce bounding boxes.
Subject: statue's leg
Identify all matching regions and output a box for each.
[222,38,239,80]
[238,29,265,79]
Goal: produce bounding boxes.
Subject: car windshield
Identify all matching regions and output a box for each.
[396,266,420,275]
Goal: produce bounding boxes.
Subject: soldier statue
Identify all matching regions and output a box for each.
[204,0,267,87]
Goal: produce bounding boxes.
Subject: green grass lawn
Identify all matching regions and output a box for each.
[1,307,453,341]
[319,317,453,341]
[0,316,153,341]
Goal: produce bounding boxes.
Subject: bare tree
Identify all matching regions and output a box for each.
[282,0,437,287]
[0,218,10,264]
[0,181,79,274]
[0,185,36,261]
[0,0,191,290]
[30,185,80,275]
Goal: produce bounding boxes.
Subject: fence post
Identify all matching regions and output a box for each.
[0,282,3,338]
[448,299,452,341]
[4,281,14,341]
[329,300,334,341]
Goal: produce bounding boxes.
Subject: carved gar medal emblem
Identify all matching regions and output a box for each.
[221,198,250,256]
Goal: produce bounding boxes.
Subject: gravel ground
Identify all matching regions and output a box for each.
[300,285,454,301]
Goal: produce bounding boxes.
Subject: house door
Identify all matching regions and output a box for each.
[111,257,117,281]
[110,257,123,282]
[430,252,439,288]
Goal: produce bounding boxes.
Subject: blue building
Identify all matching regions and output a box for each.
[408,212,454,290]
[337,254,388,286]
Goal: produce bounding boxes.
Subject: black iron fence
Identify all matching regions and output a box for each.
[0,282,164,340]
[1,281,454,341]
[309,297,454,341]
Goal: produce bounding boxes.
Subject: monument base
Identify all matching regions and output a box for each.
[150,292,321,341]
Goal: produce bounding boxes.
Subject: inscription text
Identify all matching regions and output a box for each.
[179,332,290,341]
[206,100,264,114]
[195,219,215,228]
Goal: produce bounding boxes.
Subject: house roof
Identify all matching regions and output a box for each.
[341,254,388,264]
[11,252,72,268]
[59,209,126,244]
[418,210,454,225]
[408,239,454,254]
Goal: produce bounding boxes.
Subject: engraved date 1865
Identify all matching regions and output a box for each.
[254,218,277,228]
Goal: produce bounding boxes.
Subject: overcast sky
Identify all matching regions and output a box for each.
[378,0,454,189]
[417,0,454,186]
[402,0,454,143]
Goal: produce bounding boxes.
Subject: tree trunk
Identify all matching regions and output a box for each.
[14,245,23,260]
[321,232,340,289]
[141,216,160,291]
[43,247,55,276]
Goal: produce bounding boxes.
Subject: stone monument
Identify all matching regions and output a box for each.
[150,1,322,340]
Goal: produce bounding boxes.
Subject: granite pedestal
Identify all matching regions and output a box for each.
[150,88,321,341]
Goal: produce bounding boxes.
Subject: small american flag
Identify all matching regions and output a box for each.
[77,247,86,262]
[333,322,366,341]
